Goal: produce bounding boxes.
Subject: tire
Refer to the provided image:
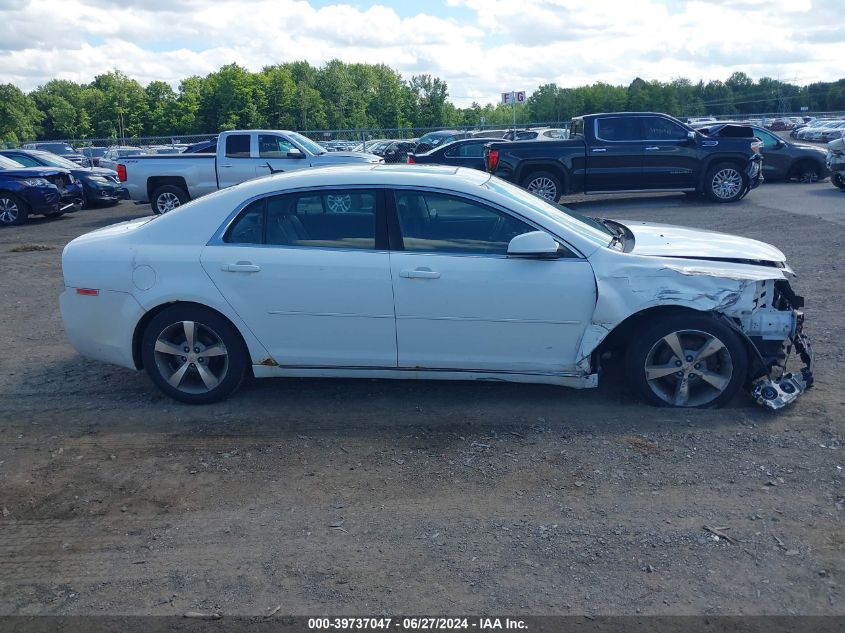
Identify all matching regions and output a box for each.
[625,313,748,409]
[794,161,822,184]
[521,170,562,202]
[704,162,745,203]
[831,172,845,190]
[141,304,249,404]
[151,185,188,215]
[0,194,29,226]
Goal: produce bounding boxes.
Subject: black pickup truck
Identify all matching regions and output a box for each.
[484,112,764,203]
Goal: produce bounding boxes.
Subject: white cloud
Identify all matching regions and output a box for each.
[0,0,842,109]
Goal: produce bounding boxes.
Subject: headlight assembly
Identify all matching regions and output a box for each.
[21,178,50,186]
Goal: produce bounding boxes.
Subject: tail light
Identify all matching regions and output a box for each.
[486,149,499,172]
[76,288,99,296]
[117,164,127,182]
[407,155,415,164]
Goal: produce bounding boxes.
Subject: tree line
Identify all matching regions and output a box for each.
[1,61,844,144]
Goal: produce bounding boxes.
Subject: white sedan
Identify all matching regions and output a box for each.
[60,165,813,409]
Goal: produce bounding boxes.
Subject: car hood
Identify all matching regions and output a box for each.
[789,141,828,154]
[0,167,65,179]
[617,220,787,265]
[73,166,119,178]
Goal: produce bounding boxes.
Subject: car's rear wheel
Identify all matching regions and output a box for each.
[151,185,188,214]
[141,305,249,404]
[0,194,29,226]
[625,313,748,408]
[522,171,562,202]
[705,162,745,202]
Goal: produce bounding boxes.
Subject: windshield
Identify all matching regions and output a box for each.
[288,132,325,155]
[0,155,25,169]
[482,177,614,248]
[31,151,78,169]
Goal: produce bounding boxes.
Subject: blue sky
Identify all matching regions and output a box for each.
[1,0,842,106]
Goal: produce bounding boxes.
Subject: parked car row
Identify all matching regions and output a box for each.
[0,154,83,225]
[792,119,845,142]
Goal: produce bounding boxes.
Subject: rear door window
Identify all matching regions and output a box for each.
[595,117,642,142]
[642,116,688,140]
[225,134,251,158]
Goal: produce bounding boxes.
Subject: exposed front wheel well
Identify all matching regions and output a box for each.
[132,301,251,376]
[594,304,760,383]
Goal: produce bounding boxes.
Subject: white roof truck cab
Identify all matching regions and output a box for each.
[118,130,383,214]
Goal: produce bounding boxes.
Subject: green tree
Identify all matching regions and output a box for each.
[0,84,42,143]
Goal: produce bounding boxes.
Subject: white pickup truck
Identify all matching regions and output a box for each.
[118,129,383,213]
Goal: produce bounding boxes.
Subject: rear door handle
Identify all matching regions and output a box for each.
[591,148,607,153]
[400,268,441,279]
[644,146,661,151]
[220,164,233,168]
[222,262,261,273]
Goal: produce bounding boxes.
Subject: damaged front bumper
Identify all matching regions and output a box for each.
[750,312,814,410]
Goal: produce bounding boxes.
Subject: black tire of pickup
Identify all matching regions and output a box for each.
[151,185,188,214]
[521,171,563,202]
[704,162,746,203]
[832,173,845,190]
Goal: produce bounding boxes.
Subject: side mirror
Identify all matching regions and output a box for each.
[775,139,785,148]
[287,148,305,159]
[686,130,697,142]
[507,231,561,258]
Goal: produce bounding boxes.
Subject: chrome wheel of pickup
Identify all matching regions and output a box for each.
[156,192,181,213]
[711,168,742,200]
[522,171,562,202]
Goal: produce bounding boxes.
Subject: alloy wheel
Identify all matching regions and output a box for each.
[526,177,558,201]
[153,320,229,394]
[643,329,734,407]
[0,198,19,225]
[156,192,182,213]
[711,168,742,200]
[799,169,819,184]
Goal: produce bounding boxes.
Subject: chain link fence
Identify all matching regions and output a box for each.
[8,111,845,152]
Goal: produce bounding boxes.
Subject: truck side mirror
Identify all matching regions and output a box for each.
[686,130,697,142]
[287,148,305,159]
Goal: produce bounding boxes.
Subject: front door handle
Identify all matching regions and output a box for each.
[220,164,233,168]
[399,268,441,279]
[644,146,661,151]
[222,262,261,273]
[591,148,607,153]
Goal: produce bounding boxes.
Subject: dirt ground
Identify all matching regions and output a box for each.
[0,182,843,617]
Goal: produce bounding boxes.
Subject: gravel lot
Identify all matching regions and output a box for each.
[0,181,843,617]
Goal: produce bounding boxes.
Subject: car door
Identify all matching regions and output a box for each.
[388,189,596,373]
[253,133,314,178]
[586,116,644,191]
[752,127,791,179]
[638,116,699,189]
[201,188,397,367]
[216,134,257,188]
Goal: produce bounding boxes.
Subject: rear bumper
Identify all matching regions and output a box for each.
[60,288,144,370]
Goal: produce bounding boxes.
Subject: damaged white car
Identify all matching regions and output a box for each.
[59,165,812,409]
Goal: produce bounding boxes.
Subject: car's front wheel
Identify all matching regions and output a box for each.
[0,194,28,226]
[831,172,845,190]
[625,313,748,408]
[141,305,249,404]
[795,161,822,183]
